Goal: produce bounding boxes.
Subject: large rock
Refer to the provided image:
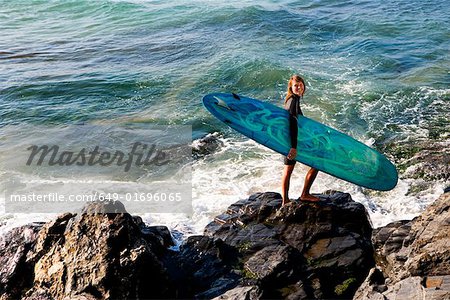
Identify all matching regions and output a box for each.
[0,223,43,300]
[173,235,241,298]
[0,201,176,300]
[0,190,378,299]
[197,190,375,299]
[354,192,450,299]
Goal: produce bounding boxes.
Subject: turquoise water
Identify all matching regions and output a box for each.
[0,0,449,232]
[1,0,448,135]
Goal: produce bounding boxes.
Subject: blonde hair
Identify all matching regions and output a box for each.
[284,75,306,104]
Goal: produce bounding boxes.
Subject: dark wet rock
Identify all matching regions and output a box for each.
[200,190,375,299]
[354,192,450,299]
[173,235,241,299]
[192,133,224,158]
[243,244,298,283]
[0,191,375,299]
[7,190,448,299]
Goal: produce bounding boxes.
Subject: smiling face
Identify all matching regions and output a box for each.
[285,75,306,104]
[291,79,305,97]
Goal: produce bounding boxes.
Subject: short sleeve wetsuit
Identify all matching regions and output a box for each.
[283,94,303,165]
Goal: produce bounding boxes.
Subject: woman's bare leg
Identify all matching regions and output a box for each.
[281,164,295,206]
[300,168,319,202]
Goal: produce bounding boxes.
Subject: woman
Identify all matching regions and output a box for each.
[281,75,319,206]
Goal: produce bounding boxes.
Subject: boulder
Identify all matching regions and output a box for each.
[0,201,176,300]
[0,223,43,300]
[174,235,241,298]
[192,133,224,159]
[199,190,375,299]
[0,190,380,299]
[354,192,450,299]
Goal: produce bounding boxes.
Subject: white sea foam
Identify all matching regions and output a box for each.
[359,86,449,142]
[141,133,446,242]
[0,132,446,243]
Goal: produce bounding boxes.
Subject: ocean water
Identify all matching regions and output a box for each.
[1,0,449,240]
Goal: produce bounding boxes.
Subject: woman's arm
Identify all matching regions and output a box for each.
[289,114,298,149]
[285,97,298,159]
[287,97,298,149]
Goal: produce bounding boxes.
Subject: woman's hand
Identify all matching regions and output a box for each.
[287,148,297,160]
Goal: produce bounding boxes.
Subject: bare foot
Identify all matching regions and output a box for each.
[299,194,320,202]
[282,199,291,206]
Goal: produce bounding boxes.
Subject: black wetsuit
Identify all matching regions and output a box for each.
[284,94,303,165]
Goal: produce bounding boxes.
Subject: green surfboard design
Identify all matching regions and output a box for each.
[203,92,398,191]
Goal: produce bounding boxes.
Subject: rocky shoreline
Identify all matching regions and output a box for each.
[1,190,449,299]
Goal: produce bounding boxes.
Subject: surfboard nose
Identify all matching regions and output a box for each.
[203,93,237,112]
[214,96,232,110]
[203,93,224,107]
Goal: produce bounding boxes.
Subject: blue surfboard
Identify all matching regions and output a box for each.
[202,92,398,191]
